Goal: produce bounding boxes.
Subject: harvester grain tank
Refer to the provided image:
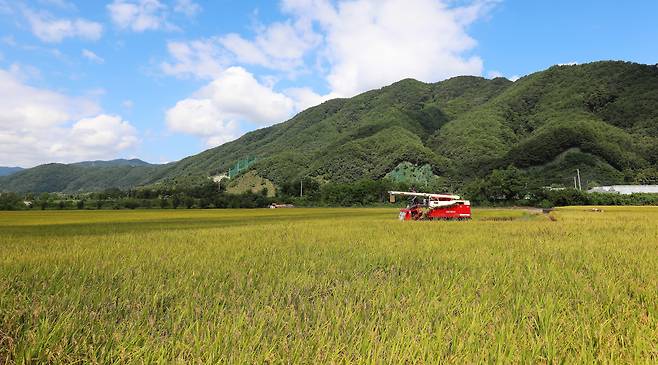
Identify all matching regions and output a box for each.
[388,191,471,220]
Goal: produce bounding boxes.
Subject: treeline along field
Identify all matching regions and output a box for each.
[2,174,658,211]
[1,207,658,362]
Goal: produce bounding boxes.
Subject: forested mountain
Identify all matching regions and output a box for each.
[1,61,657,193]
[71,159,153,168]
[0,163,165,193]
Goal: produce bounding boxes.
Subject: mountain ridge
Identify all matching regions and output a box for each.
[1,61,657,193]
[71,159,154,168]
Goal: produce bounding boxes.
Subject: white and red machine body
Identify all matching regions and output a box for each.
[389,191,471,221]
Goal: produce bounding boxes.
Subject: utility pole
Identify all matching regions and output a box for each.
[300,178,303,197]
[576,169,582,191]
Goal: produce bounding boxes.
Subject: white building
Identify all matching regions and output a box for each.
[588,185,658,195]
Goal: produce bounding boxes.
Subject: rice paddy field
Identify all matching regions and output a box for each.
[1,207,658,363]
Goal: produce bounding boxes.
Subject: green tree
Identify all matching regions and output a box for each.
[184,195,195,209]
[463,166,529,204]
[123,199,140,209]
[635,168,658,184]
[485,166,529,202]
[0,193,22,210]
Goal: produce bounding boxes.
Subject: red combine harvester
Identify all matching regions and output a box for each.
[388,191,471,221]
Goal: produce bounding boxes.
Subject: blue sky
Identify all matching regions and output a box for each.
[1,0,657,167]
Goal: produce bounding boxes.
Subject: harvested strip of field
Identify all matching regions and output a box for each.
[1,207,657,363]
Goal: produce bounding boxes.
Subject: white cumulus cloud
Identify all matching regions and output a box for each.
[167,0,492,94]
[107,0,175,32]
[24,9,103,43]
[161,38,228,79]
[0,68,139,167]
[219,20,321,72]
[66,114,138,152]
[166,67,295,147]
[196,67,295,124]
[174,0,201,17]
[160,21,321,80]
[166,98,239,147]
[293,0,486,96]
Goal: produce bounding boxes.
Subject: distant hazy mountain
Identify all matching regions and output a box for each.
[1,61,657,193]
[0,167,24,177]
[0,160,161,193]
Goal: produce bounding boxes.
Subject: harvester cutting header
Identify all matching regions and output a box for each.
[388,191,471,221]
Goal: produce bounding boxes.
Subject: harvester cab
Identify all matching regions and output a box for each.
[388,191,472,221]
